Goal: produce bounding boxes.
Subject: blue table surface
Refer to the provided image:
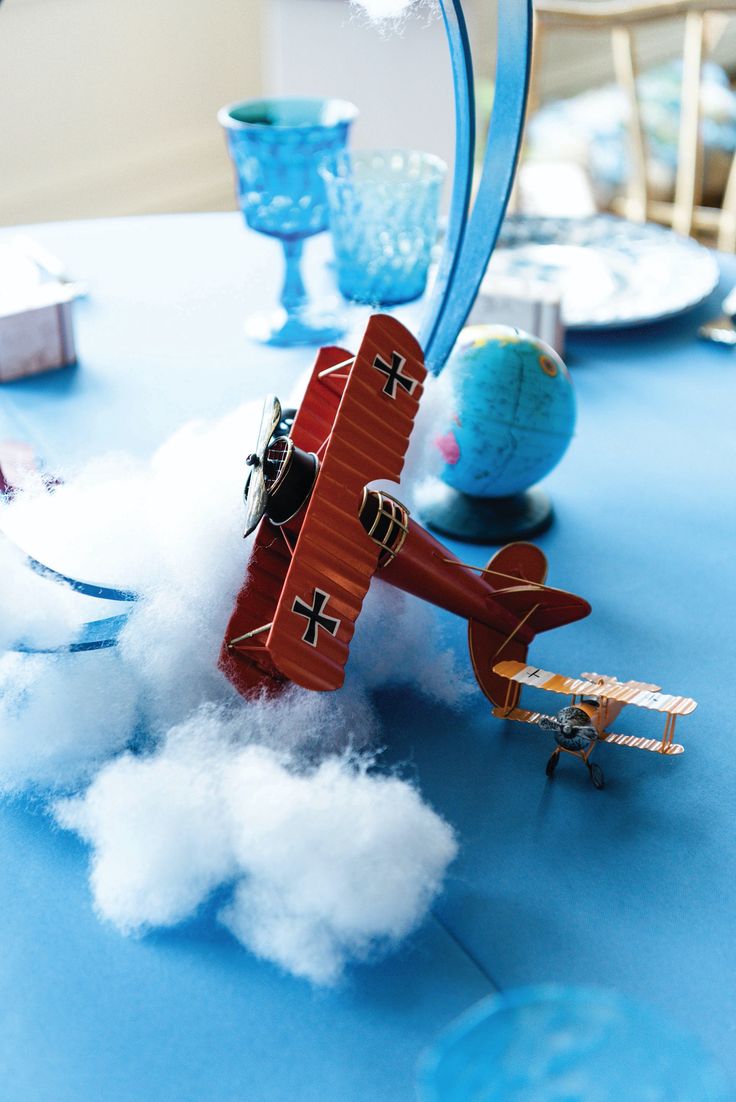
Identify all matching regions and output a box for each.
[1,214,735,1101]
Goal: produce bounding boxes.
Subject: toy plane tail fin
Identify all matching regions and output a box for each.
[468,543,590,707]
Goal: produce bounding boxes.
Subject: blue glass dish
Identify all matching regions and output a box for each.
[417,986,733,1102]
[219,97,358,347]
[320,149,446,306]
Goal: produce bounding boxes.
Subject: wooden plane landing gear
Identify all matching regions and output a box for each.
[544,744,605,789]
[545,749,560,778]
[588,761,605,790]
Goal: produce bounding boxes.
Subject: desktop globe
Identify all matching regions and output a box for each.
[424,324,576,543]
[435,324,576,497]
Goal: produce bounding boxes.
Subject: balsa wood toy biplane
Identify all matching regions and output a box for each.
[492,661,698,788]
[220,315,592,702]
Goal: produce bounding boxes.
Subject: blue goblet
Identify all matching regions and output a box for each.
[219,97,358,347]
[320,149,447,306]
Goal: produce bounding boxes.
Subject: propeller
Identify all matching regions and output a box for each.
[537,706,599,752]
[243,395,282,537]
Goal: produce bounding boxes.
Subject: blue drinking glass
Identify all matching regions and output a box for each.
[417,986,733,1102]
[219,97,358,347]
[320,149,447,306]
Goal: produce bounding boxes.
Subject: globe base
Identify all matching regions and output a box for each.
[244,305,346,348]
[422,483,554,545]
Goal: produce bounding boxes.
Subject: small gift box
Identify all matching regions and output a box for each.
[0,282,77,383]
[472,273,565,357]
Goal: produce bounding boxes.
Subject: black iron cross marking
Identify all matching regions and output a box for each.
[372,351,417,400]
[291,588,341,647]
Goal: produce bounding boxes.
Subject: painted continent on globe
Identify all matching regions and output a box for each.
[435,324,576,499]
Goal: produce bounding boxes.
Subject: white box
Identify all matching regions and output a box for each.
[471,273,565,357]
[0,283,77,383]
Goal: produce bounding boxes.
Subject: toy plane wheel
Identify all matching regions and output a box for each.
[588,762,605,790]
[545,750,560,778]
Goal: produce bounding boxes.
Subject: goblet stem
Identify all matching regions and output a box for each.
[280,238,308,317]
[243,233,346,347]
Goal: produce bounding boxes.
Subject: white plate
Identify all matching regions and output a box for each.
[485,214,720,329]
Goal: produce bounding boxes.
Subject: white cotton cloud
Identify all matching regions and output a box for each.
[1,402,259,595]
[350,0,438,22]
[0,378,467,791]
[0,533,81,653]
[55,706,457,984]
[0,650,138,791]
[1,372,465,980]
[0,401,263,790]
[55,710,239,930]
[350,581,473,705]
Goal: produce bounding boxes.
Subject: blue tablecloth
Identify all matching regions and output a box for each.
[1,214,735,1100]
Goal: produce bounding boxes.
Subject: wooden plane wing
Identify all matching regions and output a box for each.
[582,671,662,693]
[492,705,685,755]
[267,315,426,691]
[599,730,685,755]
[493,660,697,717]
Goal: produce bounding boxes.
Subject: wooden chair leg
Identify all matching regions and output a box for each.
[611,24,648,223]
[672,10,705,238]
[508,14,545,215]
[718,154,736,252]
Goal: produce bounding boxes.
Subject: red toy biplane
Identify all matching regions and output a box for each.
[220,316,591,703]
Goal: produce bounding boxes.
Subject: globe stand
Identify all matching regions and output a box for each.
[422,482,553,544]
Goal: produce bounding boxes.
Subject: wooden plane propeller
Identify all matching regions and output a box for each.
[492,660,698,788]
[220,316,591,701]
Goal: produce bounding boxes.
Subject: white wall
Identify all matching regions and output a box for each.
[262,2,736,179]
[0,0,263,225]
[3,0,732,228]
[264,0,458,179]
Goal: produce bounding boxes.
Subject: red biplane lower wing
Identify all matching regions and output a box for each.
[221,316,426,696]
[220,344,352,697]
[219,519,291,697]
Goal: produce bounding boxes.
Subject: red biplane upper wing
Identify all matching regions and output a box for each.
[266,315,426,691]
[289,344,354,456]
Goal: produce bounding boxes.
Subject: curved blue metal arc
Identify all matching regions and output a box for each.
[418,0,475,361]
[24,552,138,603]
[12,613,131,654]
[2,534,137,654]
[2,405,138,651]
[424,0,532,375]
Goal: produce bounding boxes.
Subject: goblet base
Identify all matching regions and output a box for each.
[245,305,347,348]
